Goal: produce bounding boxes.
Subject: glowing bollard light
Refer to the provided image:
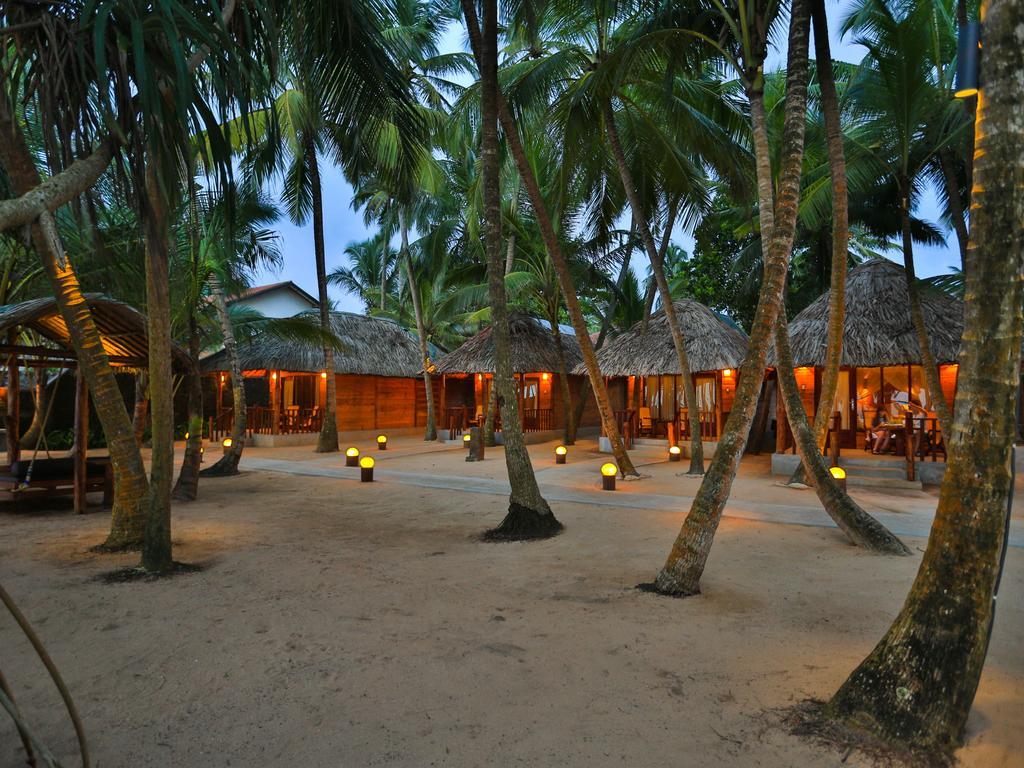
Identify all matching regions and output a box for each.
[360,456,375,482]
[345,447,360,467]
[668,445,682,463]
[555,445,567,464]
[463,433,472,450]
[829,465,847,491]
[601,462,618,491]
[377,434,388,451]
[222,437,233,455]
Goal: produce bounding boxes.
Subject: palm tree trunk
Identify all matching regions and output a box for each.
[131,373,149,447]
[474,0,560,540]
[647,0,811,596]
[827,3,1023,747]
[789,0,850,486]
[0,98,149,550]
[172,312,203,502]
[483,382,497,446]
[201,278,246,475]
[774,318,909,552]
[460,0,636,477]
[307,140,339,453]
[550,320,575,444]
[603,102,703,473]
[400,210,438,441]
[20,368,47,448]
[140,160,175,573]
[900,193,953,437]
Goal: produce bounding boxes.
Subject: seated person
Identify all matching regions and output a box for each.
[869,411,891,454]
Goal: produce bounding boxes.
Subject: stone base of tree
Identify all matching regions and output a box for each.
[482,501,563,542]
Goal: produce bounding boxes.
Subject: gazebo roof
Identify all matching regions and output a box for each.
[0,294,190,369]
[581,299,750,376]
[200,310,426,377]
[434,314,582,375]
[771,259,963,368]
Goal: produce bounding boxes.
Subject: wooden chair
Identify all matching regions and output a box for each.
[638,407,653,437]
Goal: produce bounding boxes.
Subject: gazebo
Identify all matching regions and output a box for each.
[200,311,436,442]
[0,294,189,512]
[584,299,750,442]
[434,314,599,436]
[769,258,963,451]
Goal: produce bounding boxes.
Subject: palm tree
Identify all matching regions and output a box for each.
[841,0,969,439]
[467,0,562,540]
[827,1,1023,750]
[331,234,400,312]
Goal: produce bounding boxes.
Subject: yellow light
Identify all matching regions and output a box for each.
[346,447,359,457]
[722,368,733,376]
[542,372,550,381]
[600,462,618,477]
[477,373,483,381]
[220,374,226,383]
[222,438,233,448]
[463,434,472,442]
[955,87,978,98]
[829,466,847,480]
[669,445,681,455]
[184,432,189,440]
[321,371,328,379]
[555,445,567,456]
[359,456,375,469]
[377,434,387,444]
[271,372,277,380]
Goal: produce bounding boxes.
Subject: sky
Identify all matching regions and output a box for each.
[253,4,961,314]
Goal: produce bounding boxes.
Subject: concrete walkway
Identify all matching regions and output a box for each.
[240,455,1024,548]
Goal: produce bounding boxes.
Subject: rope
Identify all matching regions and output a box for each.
[20,367,67,490]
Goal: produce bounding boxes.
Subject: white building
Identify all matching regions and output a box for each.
[228,281,318,319]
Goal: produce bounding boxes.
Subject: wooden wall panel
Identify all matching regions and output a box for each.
[336,374,377,431]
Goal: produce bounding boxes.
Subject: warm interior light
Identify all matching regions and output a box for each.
[477,373,483,381]
[220,374,226,383]
[722,368,733,376]
[555,445,567,456]
[321,371,328,379]
[222,438,233,448]
[669,445,681,455]
[359,456,375,469]
[346,447,359,457]
[271,372,277,380]
[829,466,847,480]
[542,372,550,381]
[600,462,618,477]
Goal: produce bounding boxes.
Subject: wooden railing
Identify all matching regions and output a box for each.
[208,407,323,441]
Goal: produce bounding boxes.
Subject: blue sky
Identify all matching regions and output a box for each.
[253,5,961,314]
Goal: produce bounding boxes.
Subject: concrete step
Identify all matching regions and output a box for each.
[845,473,922,491]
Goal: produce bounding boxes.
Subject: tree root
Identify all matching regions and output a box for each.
[783,699,953,768]
[99,561,204,583]
[482,501,563,542]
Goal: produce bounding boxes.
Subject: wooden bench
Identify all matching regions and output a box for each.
[0,457,113,507]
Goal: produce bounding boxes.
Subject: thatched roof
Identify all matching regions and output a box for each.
[434,314,583,375]
[771,258,963,368]
[0,294,190,369]
[581,299,750,376]
[201,311,425,377]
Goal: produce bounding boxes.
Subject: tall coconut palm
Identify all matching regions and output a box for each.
[841,0,970,438]
[330,234,400,312]
[466,0,562,539]
[826,0,1023,750]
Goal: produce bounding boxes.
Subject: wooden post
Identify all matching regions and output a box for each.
[774,373,787,454]
[905,411,915,482]
[269,371,280,435]
[466,425,485,462]
[6,349,20,465]
[73,368,88,514]
[829,410,841,467]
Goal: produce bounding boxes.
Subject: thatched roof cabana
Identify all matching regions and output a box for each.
[200,311,425,377]
[770,258,963,368]
[0,294,190,369]
[582,299,749,376]
[434,314,582,375]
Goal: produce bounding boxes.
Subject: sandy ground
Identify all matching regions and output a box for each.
[1,437,1021,768]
